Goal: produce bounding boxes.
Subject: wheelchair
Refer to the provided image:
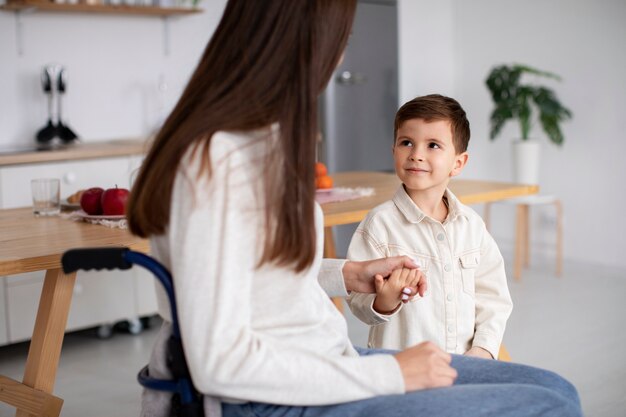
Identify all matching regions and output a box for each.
[62,247,204,417]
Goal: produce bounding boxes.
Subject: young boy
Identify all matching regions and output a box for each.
[346,94,513,359]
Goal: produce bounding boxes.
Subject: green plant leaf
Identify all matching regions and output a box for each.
[512,64,561,81]
[516,86,534,139]
[539,113,564,145]
[485,63,571,145]
[489,105,513,140]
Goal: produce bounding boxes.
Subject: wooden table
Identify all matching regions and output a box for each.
[0,172,537,415]
[0,208,148,417]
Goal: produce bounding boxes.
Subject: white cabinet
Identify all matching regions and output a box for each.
[0,155,157,346]
[134,269,159,317]
[5,270,138,343]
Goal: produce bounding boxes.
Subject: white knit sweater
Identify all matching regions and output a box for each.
[149,126,405,407]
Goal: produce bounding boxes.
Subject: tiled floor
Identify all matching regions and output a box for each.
[1,257,625,417]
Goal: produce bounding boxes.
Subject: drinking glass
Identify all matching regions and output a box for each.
[31,178,61,216]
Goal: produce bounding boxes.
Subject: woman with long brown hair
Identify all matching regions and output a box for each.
[129,1,581,417]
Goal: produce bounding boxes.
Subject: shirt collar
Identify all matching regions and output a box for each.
[392,185,469,224]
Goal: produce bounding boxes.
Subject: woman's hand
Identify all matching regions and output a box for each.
[394,342,457,391]
[342,256,426,295]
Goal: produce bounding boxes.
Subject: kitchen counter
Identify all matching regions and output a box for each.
[0,138,151,167]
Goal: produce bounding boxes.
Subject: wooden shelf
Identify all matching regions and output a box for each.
[0,138,151,167]
[0,0,201,16]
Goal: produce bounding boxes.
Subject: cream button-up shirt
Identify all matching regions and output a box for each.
[346,186,513,358]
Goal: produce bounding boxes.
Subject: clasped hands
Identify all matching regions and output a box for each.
[342,255,426,314]
[342,255,493,391]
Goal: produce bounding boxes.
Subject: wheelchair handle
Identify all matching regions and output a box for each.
[61,247,181,339]
[62,247,132,274]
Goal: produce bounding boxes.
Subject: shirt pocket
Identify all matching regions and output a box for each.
[459,251,480,297]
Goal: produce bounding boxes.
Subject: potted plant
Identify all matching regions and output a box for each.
[485,64,572,184]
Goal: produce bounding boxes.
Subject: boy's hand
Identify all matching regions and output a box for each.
[464,346,493,359]
[373,267,426,314]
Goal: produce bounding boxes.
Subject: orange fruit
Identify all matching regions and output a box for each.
[316,175,333,189]
[315,162,328,177]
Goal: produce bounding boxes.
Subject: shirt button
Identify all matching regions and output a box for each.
[447,326,453,333]
[437,233,445,241]
[446,294,453,301]
[444,264,451,272]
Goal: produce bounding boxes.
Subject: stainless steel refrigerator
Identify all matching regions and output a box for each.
[320,0,399,256]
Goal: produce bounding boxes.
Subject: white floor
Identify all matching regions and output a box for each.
[1,257,625,417]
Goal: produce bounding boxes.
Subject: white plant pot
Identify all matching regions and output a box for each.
[512,140,540,185]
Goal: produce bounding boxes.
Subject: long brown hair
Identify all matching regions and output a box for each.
[127,0,356,272]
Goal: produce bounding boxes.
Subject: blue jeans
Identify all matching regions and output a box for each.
[222,347,582,417]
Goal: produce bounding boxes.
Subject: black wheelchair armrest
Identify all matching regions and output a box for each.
[61,247,132,274]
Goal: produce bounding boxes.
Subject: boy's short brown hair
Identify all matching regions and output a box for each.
[394,94,470,153]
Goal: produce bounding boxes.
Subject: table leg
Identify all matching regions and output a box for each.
[324,227,344,313]
[15,268,76,417]
[324,227,337,258]
[514,205,527,281]
[555,200,563,277]
[523,205,530,268]
[0,374,63,417]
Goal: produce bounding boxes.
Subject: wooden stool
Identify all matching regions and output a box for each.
[484,195,563,281]
[498,345,512,362]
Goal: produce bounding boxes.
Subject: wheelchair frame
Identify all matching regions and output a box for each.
[62,247,204,417]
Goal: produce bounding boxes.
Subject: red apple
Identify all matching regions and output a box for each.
[80,187,104,215]
[101,186,130,216]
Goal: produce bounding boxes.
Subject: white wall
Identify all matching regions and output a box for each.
[397,0,455,102]
[0,1,227,147]
[399,0,626,268]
